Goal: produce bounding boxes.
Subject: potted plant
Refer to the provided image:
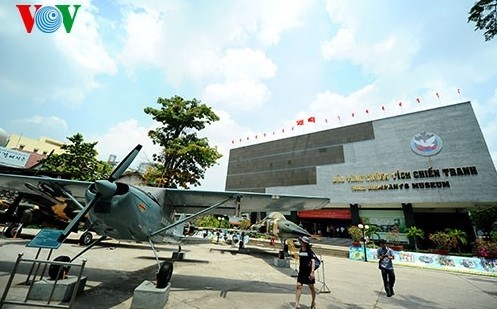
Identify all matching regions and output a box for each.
[386,226,403,251]
[445,228,467,254]
[474,239,497,258]
[429,231,452,255]
[365,224,382,242]
[348,226,363,247]
[406,226,424,252]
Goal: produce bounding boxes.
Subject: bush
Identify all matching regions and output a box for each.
[474,239,497,258]
[429,231,453,250]
[348,226,363,242]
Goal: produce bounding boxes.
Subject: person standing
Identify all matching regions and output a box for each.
[377,239,395,297]
[295,236,317,309]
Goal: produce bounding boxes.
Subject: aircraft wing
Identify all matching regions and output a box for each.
[0,173,90,206]
[145,187,330,214]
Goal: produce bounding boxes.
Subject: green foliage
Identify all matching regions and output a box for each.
[38,133,112,181]
[238,219,251,230]
[445,228,468,253]
[144,96,222,188]
[429,231,452,250]
[470,206,497,237]
[406,226,424,238]
[386,226,401,245]
[406,226,424,251]
[361,218,381,241]
[348,225,363,242]
[364,224,381,241]
[468,0,497,41]
[474,238,497,258]
[491,230,497,242]
[193,215,229,228]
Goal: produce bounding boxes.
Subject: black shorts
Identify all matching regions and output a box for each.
[297,272,315,285]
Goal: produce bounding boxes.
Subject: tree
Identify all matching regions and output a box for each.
[38,133,113,181]
[406,226,424,252]
[468,0,497,41]
[144,96,222,188]
[469,206,497,237]
[445,228,468,254]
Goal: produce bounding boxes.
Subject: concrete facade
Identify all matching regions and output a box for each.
[225,102,497,237]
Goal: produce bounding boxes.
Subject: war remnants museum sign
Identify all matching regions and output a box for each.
[332,166,478,192]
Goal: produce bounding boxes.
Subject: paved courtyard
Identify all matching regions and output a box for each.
[1,231,496,308]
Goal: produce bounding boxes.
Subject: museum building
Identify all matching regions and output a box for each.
[225,101,497,244]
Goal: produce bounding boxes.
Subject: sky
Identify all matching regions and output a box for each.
[1,0,496,191]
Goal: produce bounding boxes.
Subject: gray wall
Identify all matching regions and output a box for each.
[226,102,497,210]
[226,122,374,192]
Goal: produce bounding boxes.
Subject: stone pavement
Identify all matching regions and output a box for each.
[1,230,496,309]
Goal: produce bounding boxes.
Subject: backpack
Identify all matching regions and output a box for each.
[311,252,321,270]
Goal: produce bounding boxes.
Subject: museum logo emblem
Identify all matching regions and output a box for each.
[410,132,443,156]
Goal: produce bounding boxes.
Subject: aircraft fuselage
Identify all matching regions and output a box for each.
[86,184,170,242]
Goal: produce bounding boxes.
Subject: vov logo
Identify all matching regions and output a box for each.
[16,4,81,33]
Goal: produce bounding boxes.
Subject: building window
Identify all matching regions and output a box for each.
[33,148,39,153]
[42,151,48,155]
[19,145,25,150]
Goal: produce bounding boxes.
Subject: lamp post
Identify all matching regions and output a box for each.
[358,223,369,262]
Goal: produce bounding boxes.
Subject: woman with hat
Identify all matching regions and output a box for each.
[295,236,317,309]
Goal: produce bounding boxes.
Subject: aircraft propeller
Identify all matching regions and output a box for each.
[57,144,142,242]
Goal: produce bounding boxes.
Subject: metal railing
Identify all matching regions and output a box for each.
[0,252,86,309]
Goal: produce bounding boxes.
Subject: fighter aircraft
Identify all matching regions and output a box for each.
[249,211,314,256]
[0,166,85,239]
[0,145,330,287]
[250,211,311,240]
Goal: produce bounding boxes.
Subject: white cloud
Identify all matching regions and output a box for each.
[17,116,68,130]
[0,0,117,108]
[116,1,307,84]
[55,1,117,77]
[204,80,270,111]
[91,119,161,168]
[201,48,276,110]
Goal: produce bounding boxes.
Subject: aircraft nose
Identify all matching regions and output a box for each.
[279,220,311,237]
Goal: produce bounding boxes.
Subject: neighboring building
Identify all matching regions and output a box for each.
[225,102,497,244]
[0,134,65,169]
[5,134,64,156]
[118,171,147,186]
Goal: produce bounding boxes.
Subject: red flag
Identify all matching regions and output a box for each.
[325,118,328,123]
[381,106,385,111]
[398,101,403,107]
[352,112,355,117]
[272,131,275,135]
[365,109,369,114]
[457,88,460,94]
[436,92,440,98]
[416,98,420,103]
[232,140,234,144]
[255,135,258,139]
[246,136,249,140]
[281,128,285,133]
[296,119,304,126]
[337,116,341,121]
[263,133,266,137]
[308,116,316,123]
[239,138,242,142]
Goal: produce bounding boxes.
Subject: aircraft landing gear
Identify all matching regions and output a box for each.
[79,231,93,246]
[4,223,23,238]
[48,255,71,280]
[156,261,173,288]
[47,235,107,280]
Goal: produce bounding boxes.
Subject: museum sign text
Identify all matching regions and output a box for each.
[331,166,478,192]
